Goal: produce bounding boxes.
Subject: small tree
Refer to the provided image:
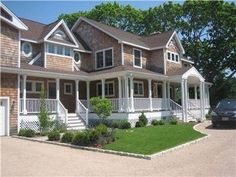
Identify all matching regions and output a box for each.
[90,97,112,123]
[38,88,50,134]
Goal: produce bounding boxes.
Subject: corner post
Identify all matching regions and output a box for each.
[22,75,27,115]
[148,79,153,111]
[130,76,134,112]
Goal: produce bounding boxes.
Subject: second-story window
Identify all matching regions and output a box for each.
[167,51,179,63]
[22,42,32,57]
[133,49,142,68]
[95,48,113,70]
[47,43,72,57]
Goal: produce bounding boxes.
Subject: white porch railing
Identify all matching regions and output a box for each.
[76,100,88,126]
[20,98,57,113]
[20,98,68,124]
[57,100,68,124]
[169,99,182,113]
[81,98,167,112]
[188,99,201,109]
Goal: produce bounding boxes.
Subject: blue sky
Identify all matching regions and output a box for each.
[3,1,170,24]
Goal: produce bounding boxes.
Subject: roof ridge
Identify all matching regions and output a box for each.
[19,17,46,26]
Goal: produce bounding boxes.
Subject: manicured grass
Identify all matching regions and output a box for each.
[104,123,205,155]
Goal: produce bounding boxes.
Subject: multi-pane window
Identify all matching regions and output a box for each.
[97,81,114,97]
[95,48,113,69]
[167,52,179,63]
[134,81,144,96]
[25,81,43,93]
[64,83,72,95]
[133,49,142,67]
[47,43,72,57]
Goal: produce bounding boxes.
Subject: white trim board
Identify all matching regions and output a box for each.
[0,97,10,136]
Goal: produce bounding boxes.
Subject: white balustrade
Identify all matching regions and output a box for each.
[188,99,201,109]
[76,100,88,126]
[152,98,167,110]
[57,101,68,124]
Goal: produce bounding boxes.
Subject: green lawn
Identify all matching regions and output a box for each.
[104,123,205,155]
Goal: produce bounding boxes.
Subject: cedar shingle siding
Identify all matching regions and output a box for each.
[0,22,19,67]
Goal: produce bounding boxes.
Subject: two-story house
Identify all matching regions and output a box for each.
[0,3,211,135]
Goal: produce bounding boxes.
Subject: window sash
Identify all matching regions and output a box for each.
[97,82,114,97]
[134,82,144,96]
[95,48,113,69]
[134,49,141,67]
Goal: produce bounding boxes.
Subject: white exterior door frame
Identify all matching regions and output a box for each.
[0,97,10,136]
[47,80,56,99]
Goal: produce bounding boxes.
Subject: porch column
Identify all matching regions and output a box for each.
[181,79,186,122]
[184,79,188,122]
[124,76,129,112]
[163,80,167,110]
[201,81,206,120]
[22,75,27,114]
[167,81,170,110]
[148,79,153,111]
[56,78,60,113]
[118,76,122,112]
[199,81,204,120]
[130,76,134,112]
[75,80,79,112]
[101,79,105,99]
[194,85,198,101]
[86,81,90,111]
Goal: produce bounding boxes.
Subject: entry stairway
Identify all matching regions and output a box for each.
[169,99,196,122]
[67,113,86,130]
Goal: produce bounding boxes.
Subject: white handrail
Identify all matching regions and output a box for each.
[76,99,88,126]
[29,52,41,65]
[57,100,68,124]
[169,99,182,113]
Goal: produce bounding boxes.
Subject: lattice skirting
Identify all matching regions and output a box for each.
[20,120,40,132]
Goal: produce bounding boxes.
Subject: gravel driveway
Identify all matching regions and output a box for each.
[1,121,236,177]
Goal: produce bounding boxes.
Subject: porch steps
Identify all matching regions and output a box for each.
[67,113,86,130]
[172,112,196,122]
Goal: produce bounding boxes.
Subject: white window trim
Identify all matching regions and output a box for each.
[54,29,66,39]
[24,80,44,94]
[167,51,180,63]
[64,83,73,95]
[133,48,142,68]
[74,52,81,64]
[153,83,163,98]
[22,42,32,57]
[95,47,114,70]
[46,43,73,58]
[133,81,144,97]
[96,81,115,97]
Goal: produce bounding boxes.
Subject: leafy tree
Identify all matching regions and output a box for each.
[38,88,51,133]
[90,97,112,122]
[59,1,236,106]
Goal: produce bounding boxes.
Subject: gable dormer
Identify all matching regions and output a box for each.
[0,3,27,68]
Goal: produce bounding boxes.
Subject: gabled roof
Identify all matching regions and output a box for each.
[72,17,184,52]
[0,3,28,30]
[20,18,58,42]
[20,18,79,48]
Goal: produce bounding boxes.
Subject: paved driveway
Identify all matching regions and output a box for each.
[1,121,236,177]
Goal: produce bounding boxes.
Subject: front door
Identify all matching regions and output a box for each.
[48,81,56,99]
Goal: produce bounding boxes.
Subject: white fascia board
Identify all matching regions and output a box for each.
[121,41,150,50]
[0,3,28,30]
[181,58,194,64]
[182,67,205,82]
[166,31,185,54]
[45,39,78,48]
[0,66,88,81]
[21,38,40,44]
[73,48,92,53]
[43,19,78,47]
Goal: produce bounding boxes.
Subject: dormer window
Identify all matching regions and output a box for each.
[95,48,113,70]
[54,30,65,39]
[47,43,72,57]
[167,51,179,63]
[22,42,32,57]
[133,48,142,68]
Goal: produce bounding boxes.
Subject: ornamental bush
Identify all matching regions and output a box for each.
[61,132,74,143]
[18,129,35,137]
[139,112,148,126]
[169,118,178,125]
[135,121,144,127]
[111,120,131,129]
[72,131,91,146]
[48,130,60,141]
[158,120,165,125]
[151,119,158,126]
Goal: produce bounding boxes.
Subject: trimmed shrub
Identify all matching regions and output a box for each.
[48,130,60,141]
[111,121,119,128]
[139,112,148,126]
[169,118,178,125]
[61,132,74,143]
[95,124,108,136]
[151,120,158,126]
[53,120,67,133]
[135,121,144,127]
[72,131,90,146]
[18,129,35,137]
[119,121,131,129]
[158,120,165,125]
